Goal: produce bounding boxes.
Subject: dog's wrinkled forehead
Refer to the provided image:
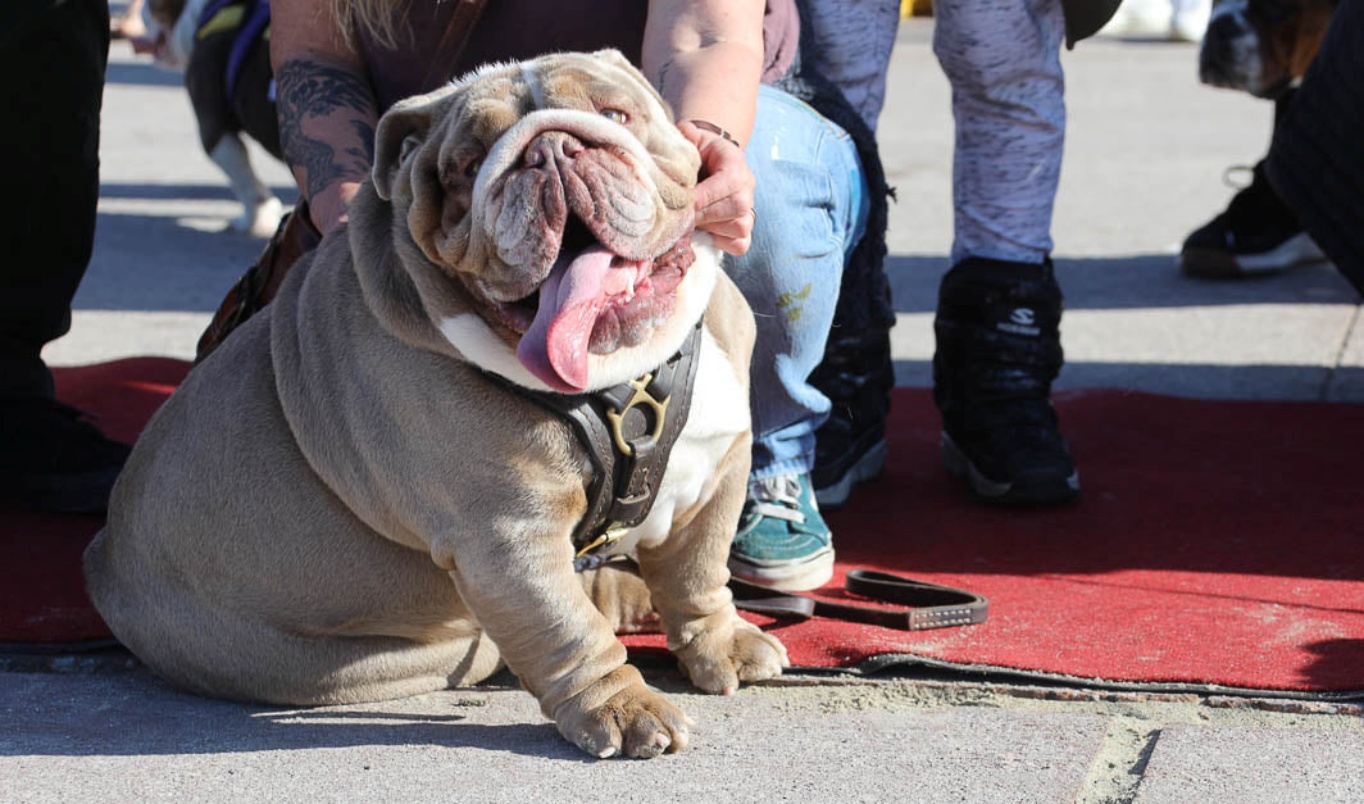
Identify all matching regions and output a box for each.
[372,49,699,202]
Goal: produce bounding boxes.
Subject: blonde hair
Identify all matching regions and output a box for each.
[330,0,408,50]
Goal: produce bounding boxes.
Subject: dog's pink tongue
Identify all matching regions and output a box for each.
[517,244,621,393]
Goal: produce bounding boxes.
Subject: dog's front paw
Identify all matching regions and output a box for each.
[675,616,788,696]
[555,668,694,759]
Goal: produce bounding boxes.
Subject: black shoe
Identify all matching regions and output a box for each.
[1181,161,1327,278]
[810,328,893,510]
[938,399,1077,505]
[0,397,132,514]
[934,257,1079,506]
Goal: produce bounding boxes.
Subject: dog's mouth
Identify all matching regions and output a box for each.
[495,215,695,393]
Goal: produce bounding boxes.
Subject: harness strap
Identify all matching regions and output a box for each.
[484,321,704,561]
[194,0,271,100]
[421,0,493,92]
[224,0,270,100]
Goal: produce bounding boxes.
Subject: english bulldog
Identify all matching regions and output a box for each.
[84,49,787,759]
[1199,0,1339,97]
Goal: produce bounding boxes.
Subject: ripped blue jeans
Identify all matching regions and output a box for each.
[727,84,870,481]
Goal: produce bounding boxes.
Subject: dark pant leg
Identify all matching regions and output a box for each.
[1273,87,1296,129]
[0,0,110,398]
[233,38,282,160]
[185,23,238,155]
[1266,0,1364,290]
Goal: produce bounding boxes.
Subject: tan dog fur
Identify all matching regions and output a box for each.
[84,50,787,760]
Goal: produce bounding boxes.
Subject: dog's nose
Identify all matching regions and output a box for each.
[1198,20,1238,85]
[1204,12,1243,43]
[524,132,585,169]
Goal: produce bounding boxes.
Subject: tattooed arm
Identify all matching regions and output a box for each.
[270,0,377,235]
[642,0,765,255]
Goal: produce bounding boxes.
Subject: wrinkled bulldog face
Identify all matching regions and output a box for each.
[373,49,708,393]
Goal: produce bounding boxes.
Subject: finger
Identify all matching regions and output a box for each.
[695,195,753,229]
[709,232,752,257]
[693,168,754,213]
[702,211,754,241]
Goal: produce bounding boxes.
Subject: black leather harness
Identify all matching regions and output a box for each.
[482,321,990,632]
[485,322,704,567]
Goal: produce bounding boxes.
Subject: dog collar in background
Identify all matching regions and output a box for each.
[483,321,704,568]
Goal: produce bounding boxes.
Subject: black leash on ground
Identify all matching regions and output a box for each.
[731,570,988,632]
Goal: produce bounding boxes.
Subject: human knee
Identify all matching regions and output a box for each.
[745,87,866,264]
[931,0,1066,97]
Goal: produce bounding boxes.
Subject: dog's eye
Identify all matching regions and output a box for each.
[600,108,630,125]
[465,158,482,178]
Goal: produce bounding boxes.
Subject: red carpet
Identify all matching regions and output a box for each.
[4,358,1363,695]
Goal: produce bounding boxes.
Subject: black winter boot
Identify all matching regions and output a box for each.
[0,396,131,514]
[810,325,893,509]
[933,257,1079,505]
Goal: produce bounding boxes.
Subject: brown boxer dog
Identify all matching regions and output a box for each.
[84,49,787,759]
[1200,0,1340,97]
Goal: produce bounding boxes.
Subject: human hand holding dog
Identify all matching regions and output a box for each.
[642,0,764,257]
[680,120,757,256]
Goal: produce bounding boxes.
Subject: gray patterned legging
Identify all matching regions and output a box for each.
[804,0,1068,267]
[934,0,1067,266]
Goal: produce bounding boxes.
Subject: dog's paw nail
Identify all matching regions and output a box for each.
[596,745,618,759]
[625,732,669,760]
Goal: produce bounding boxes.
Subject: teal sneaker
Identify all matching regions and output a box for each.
[728,474,835,592]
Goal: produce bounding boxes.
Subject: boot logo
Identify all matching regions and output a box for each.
[998,308,1041,337]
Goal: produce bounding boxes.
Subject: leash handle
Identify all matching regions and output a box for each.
[732,569,988,632]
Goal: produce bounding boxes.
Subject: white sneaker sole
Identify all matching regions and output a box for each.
[728,548,835,593]
[814,440,888,510]
[1182,232,1329,277]
[1235,232,1329,273]
[941,431,1080,505]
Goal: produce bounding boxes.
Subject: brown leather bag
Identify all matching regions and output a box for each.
[193,0,491,363]
[194,202,321,362]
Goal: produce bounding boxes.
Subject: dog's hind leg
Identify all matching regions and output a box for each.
[579,561,661,634]
[209,133,282,236]
[86,528,505,707]
[214,626,507,706]
[113,606,505,707]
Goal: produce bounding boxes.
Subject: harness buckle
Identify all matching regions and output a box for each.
[605,374,669,456]
[575,521,631,558]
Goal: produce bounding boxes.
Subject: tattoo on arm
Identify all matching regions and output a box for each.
[655,59,674,98]
[275,58,378,202]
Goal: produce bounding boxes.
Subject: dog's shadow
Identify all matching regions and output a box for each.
[3,663,697,761]
[247,707,588,762]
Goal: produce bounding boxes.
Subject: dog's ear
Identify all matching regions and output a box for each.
[591,48,635,72]
[372,94,441,201]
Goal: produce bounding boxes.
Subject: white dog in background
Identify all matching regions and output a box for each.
[132,0,283,237]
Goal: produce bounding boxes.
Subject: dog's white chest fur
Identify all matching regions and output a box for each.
[620,328,749,555]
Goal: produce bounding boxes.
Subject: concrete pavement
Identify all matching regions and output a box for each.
[10,17,1364,804]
